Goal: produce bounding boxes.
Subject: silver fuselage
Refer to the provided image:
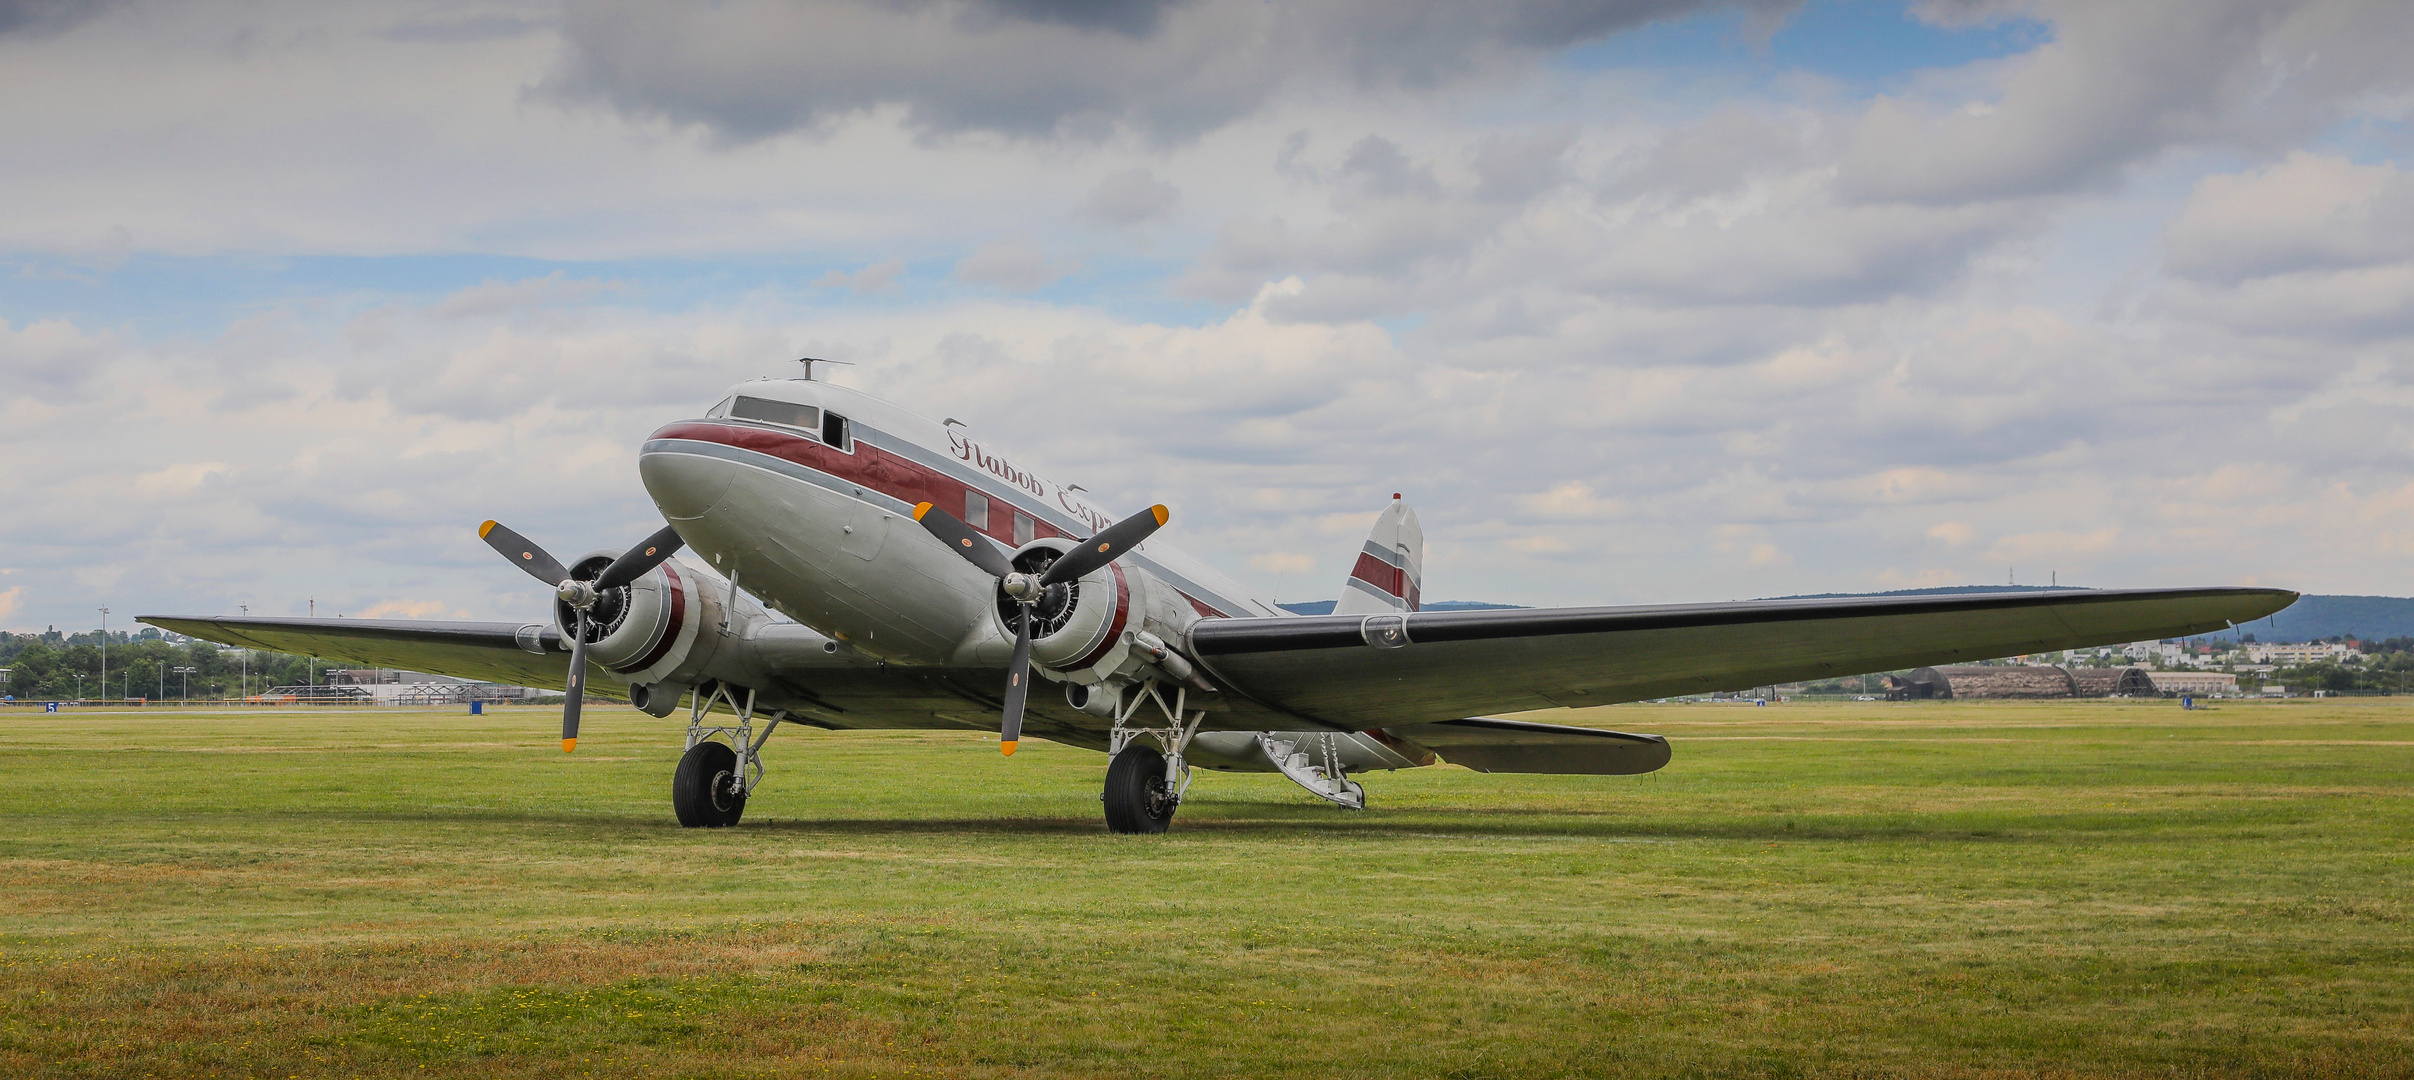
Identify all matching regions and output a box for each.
[634,378,1423,773]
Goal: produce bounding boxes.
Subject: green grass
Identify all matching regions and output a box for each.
[0,699,2407,1078]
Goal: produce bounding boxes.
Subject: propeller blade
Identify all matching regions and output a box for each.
[1039,504,1169,586]
[562,609,588,753]
[912,502,1016,579]
[481,520,571,586]
[595,523,686,590]
[1000,607,1032,756]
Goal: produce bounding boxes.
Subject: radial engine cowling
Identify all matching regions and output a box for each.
[999,539,1200,687]
[551,551,727,692]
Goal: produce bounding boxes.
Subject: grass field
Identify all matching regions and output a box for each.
[0,699,2408,1079]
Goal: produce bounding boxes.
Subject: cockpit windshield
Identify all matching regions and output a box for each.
[729,396,820,431]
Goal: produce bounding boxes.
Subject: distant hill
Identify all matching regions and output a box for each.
[1277,588,2410,643]
[1764,586,2408,643]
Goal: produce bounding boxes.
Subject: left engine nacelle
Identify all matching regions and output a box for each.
[551,550,729,693]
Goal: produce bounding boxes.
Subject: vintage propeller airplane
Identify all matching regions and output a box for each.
[144,368,2296,833]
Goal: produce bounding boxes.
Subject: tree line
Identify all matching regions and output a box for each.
[0,630,329,701]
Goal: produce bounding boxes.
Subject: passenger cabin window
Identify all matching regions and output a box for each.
[964,491,989,529]
[821,412,852,452]
[705,396,734,418]
[1012,512,1034,546]
[729,396,819,431]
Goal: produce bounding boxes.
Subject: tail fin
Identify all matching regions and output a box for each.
[1332,495,1422,616]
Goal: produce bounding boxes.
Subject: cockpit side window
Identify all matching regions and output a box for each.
[822,412,852,453]
[730,396,820,432]
[705,396,735,418]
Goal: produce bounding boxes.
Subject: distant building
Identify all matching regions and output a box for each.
[1887,664,2160,700]
[2072,667,2159,697]
[2147,671,2238,695]
[2246,641,2360,665]
[268,668,537,705]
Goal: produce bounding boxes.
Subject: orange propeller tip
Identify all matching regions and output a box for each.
[1149,504,1169,526]
[561,738,577,753]
[912,501,933,520]
[1000,740,1018,757]
[479,520,499,537]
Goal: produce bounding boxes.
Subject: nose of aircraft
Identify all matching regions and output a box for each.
[639,443,736,521]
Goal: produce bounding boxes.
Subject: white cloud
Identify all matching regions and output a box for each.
[1248,552,1315,575]
[1838,0,2414,205]
[4,0,2414,634]
[953,235,1073,292]
[538,0,1780,143]
[1077,169,1180,227]
[815,259,908,294]
[2165,153,2414,283]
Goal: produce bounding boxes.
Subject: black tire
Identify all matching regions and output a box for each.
[672,741,746,828]
[1103,744,1178,834]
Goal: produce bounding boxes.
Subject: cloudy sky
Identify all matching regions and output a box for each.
[3,0,2411,631]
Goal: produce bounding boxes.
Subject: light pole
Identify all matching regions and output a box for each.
[97,607,108,704]
[174,666,197,704]
[73,674,85,701]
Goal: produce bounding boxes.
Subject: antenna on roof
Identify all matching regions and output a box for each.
[794,356,855,382]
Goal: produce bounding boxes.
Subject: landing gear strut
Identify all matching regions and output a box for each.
[673,683,782,828]
[1100,679,1205,835]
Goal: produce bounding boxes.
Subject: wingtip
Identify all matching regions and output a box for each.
[479,520,499,538]
[1150,504,1169,526]
[561,738,577,753]
[1000,740,1018,757]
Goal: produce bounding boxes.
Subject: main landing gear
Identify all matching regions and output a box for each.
[1100,680,1206,835]
[673,741,746,827]
[1103,744,1178,834]
[674,683,781,828]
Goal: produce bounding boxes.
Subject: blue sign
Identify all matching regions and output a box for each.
[44,701,59,712]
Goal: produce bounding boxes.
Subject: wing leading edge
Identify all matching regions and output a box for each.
[138,615,584,696]
[1189,587,2295,730]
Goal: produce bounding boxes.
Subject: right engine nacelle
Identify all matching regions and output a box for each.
[549,552,731,696]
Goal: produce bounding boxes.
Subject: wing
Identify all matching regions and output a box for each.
[139,615,584,694]
[1188,587,2295,729]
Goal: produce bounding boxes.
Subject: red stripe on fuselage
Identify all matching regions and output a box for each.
[652,420,1072,550]
[650,420,1245,618]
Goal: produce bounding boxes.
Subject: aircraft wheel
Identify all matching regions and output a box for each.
[672,741,746,828]
[1103,744,1177,835]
